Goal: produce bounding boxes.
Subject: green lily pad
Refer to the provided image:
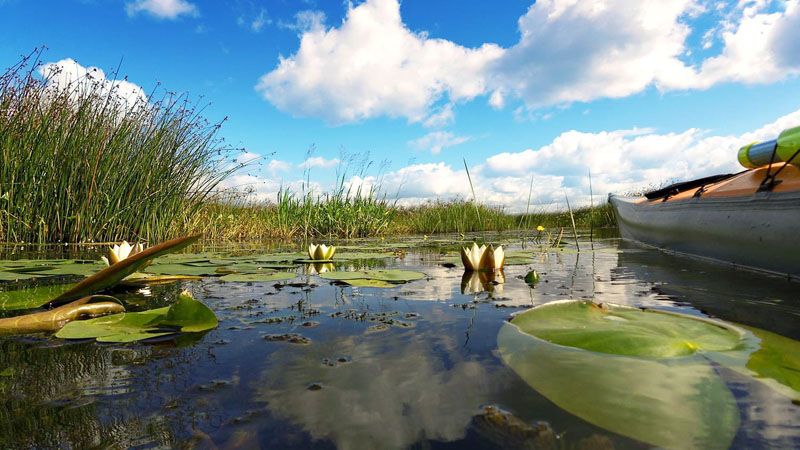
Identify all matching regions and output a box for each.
[219,272,297,282]
[56,291,217,343]
[319,269,426,283]
[253,252,307,263]
[0,283,77,311]
[498,323,740,449]
[144,263,221,276]
[334,252,396,260]
[35,262,104,277]
[340,279,398,288]
[0,271,39,281]
[511,300,742,358]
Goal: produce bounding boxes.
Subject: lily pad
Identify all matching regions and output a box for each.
[0,283,77,311]
[499,300,800,448]
[144,263,221,276]
[340,279,397,288]
[498,323,740,449]
[219,272,298,282]
[319,269,425,283]
[56,291,217,343]
[511,300,742,358]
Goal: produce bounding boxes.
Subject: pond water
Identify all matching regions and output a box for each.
[0,231,799,449]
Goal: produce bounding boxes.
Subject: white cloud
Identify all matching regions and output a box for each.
[38,58,148,113]
[212,108,800,212]
[251,9,271,32]
[256,0,503,125]
[675,0,800,89]
[488,0,697,109]
[408,131,471,155]
[125,0,198,19]
[279,9,327,33]
[298,156,340,169]
[345,108,800,212]
[423,103,455,128]
[266,159,292,175]
[256,0,800,123]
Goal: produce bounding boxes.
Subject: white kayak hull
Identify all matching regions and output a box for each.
[609,192,800,278]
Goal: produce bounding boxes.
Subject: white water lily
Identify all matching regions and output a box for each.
[101,241,145,266]
[308,243,336,261]
[460,242,505,271]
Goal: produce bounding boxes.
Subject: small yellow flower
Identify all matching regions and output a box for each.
[101,241,145,266]
[308,243,336,261]
[537,225,545,231]
[460,242,505,271]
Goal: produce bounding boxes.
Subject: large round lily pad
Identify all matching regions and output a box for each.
[498,323,740,449]
[511,300,742,358]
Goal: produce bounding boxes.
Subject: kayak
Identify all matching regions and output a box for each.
[609,162,800,278]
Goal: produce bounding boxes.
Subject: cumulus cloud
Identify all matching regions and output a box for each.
[38,58,148,113]
[408,131,471,154]
[266,159,292,175]
[675,0,800,89]
[125,0,198,19]
[279,9,327,33]
[298,156,340,169]
[349,108,800,212]
[488,0,699,108]
[257,0,800,123]
[256,0,503,125]
[423,103,455,128]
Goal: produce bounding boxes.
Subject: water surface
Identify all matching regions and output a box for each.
[1,233,798,449]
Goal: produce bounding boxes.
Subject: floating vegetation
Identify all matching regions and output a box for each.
[499,300,800,449]
[264,333,311,345]
[319,269,426,287]
[220,272,298,282]
[56,291,217,343]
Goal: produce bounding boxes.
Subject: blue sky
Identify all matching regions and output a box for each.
[2,0,799,210]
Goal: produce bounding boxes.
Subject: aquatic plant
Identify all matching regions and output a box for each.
[307,243,336,260]
[499,300,800,449]
[100,240,145,266]
[460,242,505,271]
[0,49,236,244]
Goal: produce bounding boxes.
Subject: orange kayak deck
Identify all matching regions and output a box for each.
[639,163,800,204]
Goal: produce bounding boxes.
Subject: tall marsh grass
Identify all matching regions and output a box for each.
[0,50,233,243]
[184,184,396,241]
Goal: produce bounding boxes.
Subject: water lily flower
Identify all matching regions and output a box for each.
[101,241,145,266]
[308,243,336,261]
[460,242,505,271]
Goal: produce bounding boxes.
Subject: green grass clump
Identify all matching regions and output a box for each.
[0,50,232,243]
[184,184,396,240]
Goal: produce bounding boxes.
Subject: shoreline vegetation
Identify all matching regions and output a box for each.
[1,50,615,245]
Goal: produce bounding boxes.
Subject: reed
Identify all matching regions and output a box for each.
[0,50,233,244]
